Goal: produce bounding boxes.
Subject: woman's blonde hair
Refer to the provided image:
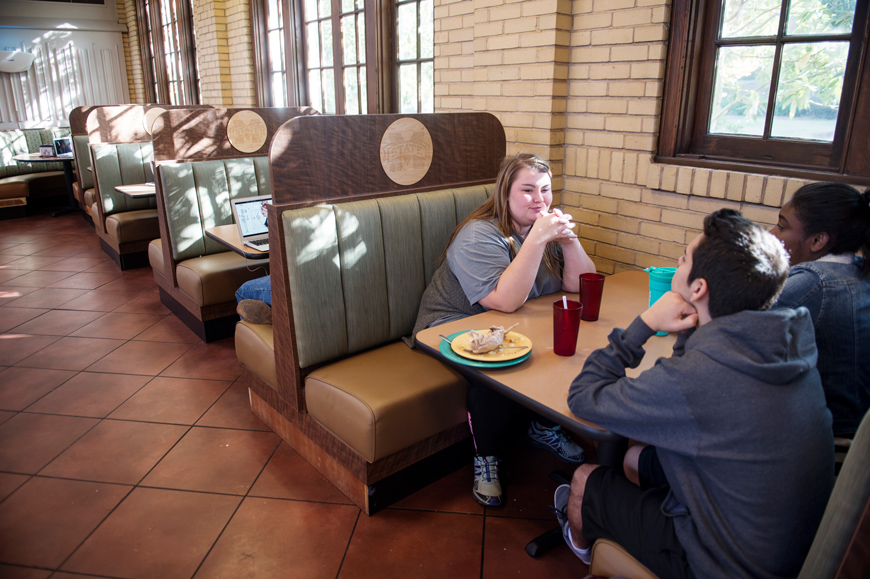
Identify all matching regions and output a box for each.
[443,153,562,278]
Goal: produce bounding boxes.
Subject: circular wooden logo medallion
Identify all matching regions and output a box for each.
[143,107,166,135]
[227,110,268,153]
[380,118,433,185]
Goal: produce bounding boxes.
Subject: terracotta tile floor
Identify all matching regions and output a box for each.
[0,211,589,578]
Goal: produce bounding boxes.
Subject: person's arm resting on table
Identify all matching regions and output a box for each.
[566,292,699,444]
[479,209,595,312]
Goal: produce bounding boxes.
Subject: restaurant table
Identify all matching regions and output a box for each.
[13,153,78,217]
[205,224,269,260]
[415,269,676,469]
[115,183,156,198]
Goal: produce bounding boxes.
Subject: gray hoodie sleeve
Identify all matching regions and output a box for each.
[567,316,701,454]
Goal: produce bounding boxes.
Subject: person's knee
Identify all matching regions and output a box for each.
[624,444,646,486]
[570,464,599,500]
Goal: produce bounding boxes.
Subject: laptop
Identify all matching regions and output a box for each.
[230,195,272,252]
[53,136,73,158]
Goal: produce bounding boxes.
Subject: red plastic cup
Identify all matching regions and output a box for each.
[579,273,605,321]
[553,298,583,356]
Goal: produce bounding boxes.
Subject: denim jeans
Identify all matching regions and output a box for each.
[235,275,272,306]
[773,257,870,436]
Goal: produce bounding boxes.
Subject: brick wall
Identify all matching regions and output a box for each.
[436,0,574,188]
[117,0,146,103]
[115,0,254,107]
[194,0,256,106]
[435,0,812,274]
[226,0,257,106]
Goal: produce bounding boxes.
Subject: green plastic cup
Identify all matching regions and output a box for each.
[646,267,677,336]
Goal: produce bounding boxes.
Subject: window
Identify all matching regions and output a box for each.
[396,0,434,113]
[658,0,870,182]
[252,0,433,114]
[303,0,367,114]
[137,0,200,105]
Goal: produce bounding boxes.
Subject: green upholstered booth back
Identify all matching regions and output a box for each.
[283,183,493,369]
[90,142,155,216]
[73,135,93,190]
[0,128,71,178]
[159,157,271,263]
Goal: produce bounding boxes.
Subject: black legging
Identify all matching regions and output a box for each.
[467,383,515,456]
[467,382,557,457]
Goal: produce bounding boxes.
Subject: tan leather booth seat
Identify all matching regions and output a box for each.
[0,179,29,200]
[71,134,95,218]
[235,321,276,388]
[176,252,267,307]
[148,239,165,277]
[0,172,66,198]
[105,209,159,244]
[305,342,467,462]
[241,183,495,513]
[90,141,158,269]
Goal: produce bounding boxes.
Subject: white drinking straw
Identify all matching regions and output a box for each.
[562,295,568,309]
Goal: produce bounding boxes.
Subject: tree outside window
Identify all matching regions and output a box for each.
[659,0,869,182]
[138,0,199,105]
[253,0,433,114]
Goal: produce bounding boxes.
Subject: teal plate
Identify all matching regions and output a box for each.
[438,330,532,369]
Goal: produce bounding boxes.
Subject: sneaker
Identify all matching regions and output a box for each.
[237,299,272,324]
[553,484,592,564]
[472,455,502,507]
[528,421,585,464]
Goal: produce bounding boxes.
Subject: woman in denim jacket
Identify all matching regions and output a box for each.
[771,182,870,436]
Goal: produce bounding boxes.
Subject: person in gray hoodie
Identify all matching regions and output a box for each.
[554,209,834,579]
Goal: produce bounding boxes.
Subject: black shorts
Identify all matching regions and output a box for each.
[638,445,669,489]
[581,449,692,579]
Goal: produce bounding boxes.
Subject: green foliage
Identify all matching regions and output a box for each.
[712,0,855,136]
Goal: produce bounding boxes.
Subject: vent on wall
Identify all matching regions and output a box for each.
[0,52,36,74]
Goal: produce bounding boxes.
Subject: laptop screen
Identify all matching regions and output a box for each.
[53,137,73,157]
[234,197,271,238]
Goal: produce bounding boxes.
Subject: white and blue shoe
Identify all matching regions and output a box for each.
[472,455,502,507]
[553,484,592,564]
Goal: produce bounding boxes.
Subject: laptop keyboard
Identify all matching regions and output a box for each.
[248,238,269,246]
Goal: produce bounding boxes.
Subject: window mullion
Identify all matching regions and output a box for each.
[331,0,345,113]
[150,1,169,102]
[285,0,307,106]
[761,2,790,139]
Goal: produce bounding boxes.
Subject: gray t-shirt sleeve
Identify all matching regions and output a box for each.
[446,220,511,305]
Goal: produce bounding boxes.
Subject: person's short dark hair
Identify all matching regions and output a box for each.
[689,209,789,318]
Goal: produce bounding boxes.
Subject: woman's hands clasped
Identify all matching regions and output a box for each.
[528,207,578,245]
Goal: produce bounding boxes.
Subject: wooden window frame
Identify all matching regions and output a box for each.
[658,0,870,185]
[394,0,434,113]
[137,0,200,105]
[251,0,405,114]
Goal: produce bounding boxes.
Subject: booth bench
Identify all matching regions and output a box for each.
[236,112,507,513]
[0,128,71,217]
[68,106,97,223]
[149,107,317,341]
[86,105,212,268]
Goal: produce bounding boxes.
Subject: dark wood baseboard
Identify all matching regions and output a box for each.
[80,210,94,227]
[99,238,150,270]
[247,385,471,515]
[156,287,239,342]
[0,206,26,220]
